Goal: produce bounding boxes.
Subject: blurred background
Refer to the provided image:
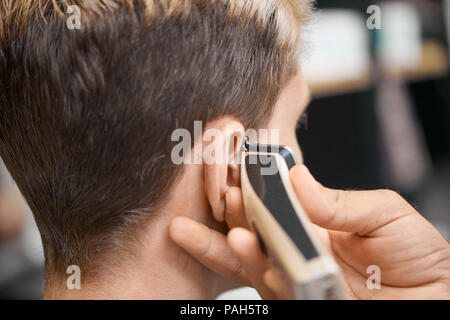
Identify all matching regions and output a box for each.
[299,0,450,242]
[1,0,450,300]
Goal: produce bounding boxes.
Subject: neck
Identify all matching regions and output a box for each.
[45,216,223,300]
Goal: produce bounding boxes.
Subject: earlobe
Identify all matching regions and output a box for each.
[203,118,245,222]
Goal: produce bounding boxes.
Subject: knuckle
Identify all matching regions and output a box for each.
[381,189,406,206]
[328,189,347,224]
[379,189,417,219]
[380,188,397,198]
[230,258,243,277]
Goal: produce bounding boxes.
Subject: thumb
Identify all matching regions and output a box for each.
[288,165,331,228]
[289,165,413,236]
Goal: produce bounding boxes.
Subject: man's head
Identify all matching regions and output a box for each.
[0,0,312,293]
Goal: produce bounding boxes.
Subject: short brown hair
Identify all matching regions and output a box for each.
[0,0,311,284]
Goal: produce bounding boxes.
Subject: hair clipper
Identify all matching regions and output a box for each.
[240,139,346,300]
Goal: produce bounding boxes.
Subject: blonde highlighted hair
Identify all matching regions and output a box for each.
[1,0,312,58]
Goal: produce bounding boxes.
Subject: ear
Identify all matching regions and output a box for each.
[203,117,245,222]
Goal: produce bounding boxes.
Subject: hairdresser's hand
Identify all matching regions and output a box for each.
[169,165,450,299]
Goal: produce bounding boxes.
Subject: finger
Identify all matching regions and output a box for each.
[169,216,250,286]
[227,228,276,299]
[225,187,250,229]
[263,269,290,300]
[311,223,332,253]
[290,165,415,236]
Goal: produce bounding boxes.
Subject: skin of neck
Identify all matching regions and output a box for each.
[44,163,233,300]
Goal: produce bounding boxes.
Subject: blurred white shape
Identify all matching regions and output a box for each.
[301,9,371,84]
[376,78,431,193]
[0,159,13,187]
[0,159,44,266]
[21,204,44,266]
[0,160,43,288]
[217,287,261,300]
[378,1,422,71]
